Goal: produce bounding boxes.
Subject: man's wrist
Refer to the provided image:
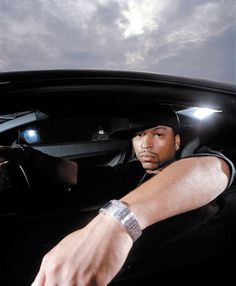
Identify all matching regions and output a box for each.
[99,200,142,242]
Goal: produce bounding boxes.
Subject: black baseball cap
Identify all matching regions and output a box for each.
[113,105,180,139]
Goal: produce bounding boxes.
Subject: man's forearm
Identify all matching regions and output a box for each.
[0,146,79,187]
[121,156,230,230]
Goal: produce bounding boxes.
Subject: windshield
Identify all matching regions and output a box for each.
[0,0,235,84]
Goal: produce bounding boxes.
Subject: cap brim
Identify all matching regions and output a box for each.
[113,122,161,139]
[112,105,180,139]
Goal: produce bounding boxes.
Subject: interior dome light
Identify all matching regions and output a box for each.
[177,107,221,120]
[23,129,40,143]
[193,108,220,120]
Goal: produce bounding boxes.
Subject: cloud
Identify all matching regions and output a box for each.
[117,0,168,38]
[0,0,235,84]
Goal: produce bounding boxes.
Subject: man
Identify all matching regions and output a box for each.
[0,106,234,285]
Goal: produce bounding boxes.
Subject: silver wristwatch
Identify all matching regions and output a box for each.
[99,199,142,242]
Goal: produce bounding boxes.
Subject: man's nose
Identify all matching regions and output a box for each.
[141,134,153,149]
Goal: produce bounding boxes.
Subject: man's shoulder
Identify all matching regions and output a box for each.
[181,146,235,189]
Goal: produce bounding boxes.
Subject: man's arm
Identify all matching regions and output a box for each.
[0,146,78,187]
[121,156,230,229]
[32,156,231,286]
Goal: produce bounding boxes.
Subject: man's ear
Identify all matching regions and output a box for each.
[175,134,181,151]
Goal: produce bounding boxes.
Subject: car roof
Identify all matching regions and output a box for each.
[0,69,235,115]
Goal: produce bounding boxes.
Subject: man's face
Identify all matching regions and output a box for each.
[132,125,180,173]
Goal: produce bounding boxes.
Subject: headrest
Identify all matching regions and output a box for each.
[197,112,236,150]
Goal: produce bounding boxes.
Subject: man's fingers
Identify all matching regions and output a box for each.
[31,270,45,286]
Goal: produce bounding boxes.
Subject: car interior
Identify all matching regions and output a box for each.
[0,70,235,285]
[0,106,235,285]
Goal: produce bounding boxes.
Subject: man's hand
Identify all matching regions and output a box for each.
[31,214,133,286]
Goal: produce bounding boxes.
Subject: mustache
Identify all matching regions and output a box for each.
[138,150,158,158]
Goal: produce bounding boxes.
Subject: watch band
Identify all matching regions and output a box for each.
[99,199,142,242]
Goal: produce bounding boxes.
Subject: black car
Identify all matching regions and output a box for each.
[0,69,236,285]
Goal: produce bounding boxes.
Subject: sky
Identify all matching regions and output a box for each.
[0,0,235,84]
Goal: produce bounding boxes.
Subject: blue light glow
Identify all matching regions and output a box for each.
[23,129,40,143]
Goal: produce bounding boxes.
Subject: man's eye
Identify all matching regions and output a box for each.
[154,133,163,137]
